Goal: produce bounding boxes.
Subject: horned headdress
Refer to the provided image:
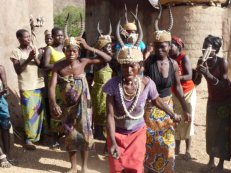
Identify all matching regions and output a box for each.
[116,13,143,64]
[153,3,173,42]
[64,13,84,39]
[94,20,112,50]
[123,4,139,31]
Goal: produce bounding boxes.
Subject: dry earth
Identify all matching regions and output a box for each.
[0,87,231,173]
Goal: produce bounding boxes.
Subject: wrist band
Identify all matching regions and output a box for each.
[213,77,219,85]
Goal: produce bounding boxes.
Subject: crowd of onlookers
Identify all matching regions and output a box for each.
[0,5,231,173]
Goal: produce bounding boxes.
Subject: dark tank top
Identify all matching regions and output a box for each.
[207,57,231,102]
[145,54,175,97]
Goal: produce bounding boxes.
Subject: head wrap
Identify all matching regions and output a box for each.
[123,23,137,31]
[95,36,111,50]
[64,37,80,48]
[172,36,184,49]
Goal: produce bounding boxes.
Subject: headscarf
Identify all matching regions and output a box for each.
[172,36,184,49]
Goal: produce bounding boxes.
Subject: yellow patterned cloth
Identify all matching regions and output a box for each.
[92,66,112,126]
[144,96,175,173]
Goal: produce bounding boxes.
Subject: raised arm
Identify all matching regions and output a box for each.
[106,95,119,159]
[173,60,191,122]
[0,66,8,96]
[43,47,53,70]
[76,37,112,64]
[48,66,62,117]
[197,58,229,88]
[180,54,192,81]
[11,49,35,75]
[143,43,153,61]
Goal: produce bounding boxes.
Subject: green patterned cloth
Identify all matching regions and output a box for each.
[48,78,63,134]
[206,97,231,160]
[92,66,112,126]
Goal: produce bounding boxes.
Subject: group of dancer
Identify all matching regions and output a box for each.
[0,3,230,173]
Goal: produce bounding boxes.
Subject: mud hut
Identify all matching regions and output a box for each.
[86,0,231,85]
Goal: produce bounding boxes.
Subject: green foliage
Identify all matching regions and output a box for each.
[54,6,85,37]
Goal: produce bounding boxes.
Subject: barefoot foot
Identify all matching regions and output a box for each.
[66,167,78,173]
[183,152,192,161]
[200,164,215,173]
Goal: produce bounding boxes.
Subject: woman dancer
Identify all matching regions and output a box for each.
[103,16,181,173]
[143,4,190,172]
[49,37,111,173]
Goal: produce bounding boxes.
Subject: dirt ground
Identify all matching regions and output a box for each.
[0,87,231,173]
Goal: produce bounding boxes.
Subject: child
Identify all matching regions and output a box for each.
[0,65,17,167]
[49,37,111,172]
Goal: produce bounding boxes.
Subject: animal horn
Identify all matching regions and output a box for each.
[131,12,143,47]
[124,4,128,24]
[154,2,162,31]
[64,13,70,39]
[79,13,84,37]
[97,21,102,36]
[116,19,125,48]
[167,3,173,32]
[108,20,112,36]
[133,4,139,23]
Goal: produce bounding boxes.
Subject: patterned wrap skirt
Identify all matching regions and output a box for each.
[58,74,94,151]
[206,97,231,160]
[144,95,175,173]
[92,66,112,126]
[20,88,47,143]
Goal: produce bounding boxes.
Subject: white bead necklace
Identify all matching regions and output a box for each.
[122,79,138,98]
[114,77,142,120]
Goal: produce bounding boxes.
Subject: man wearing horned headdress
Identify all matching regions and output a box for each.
[115,4,146,52]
